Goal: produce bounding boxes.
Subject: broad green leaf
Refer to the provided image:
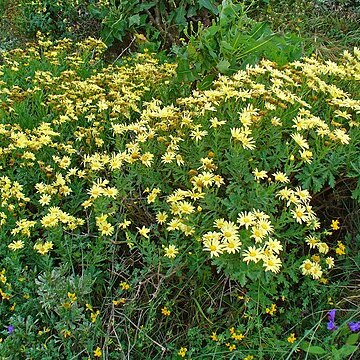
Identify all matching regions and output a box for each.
[307,346,327,355]
[206,25,220,37]
[338,344,358,357]
[300,342,327,355]
[237,272,247,287]
[174,7,187,26]
[346,333,359,345]
[220,40,234,52]
[216,59,230,73]
[199,0,219,14]
[128,14,140,27]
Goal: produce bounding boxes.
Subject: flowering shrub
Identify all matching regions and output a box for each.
[0,35,359,358]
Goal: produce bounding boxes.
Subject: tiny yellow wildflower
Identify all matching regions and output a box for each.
[161,306,171,316]
[231,332,245,341]
[242,246,262,264]
[335,241,346,255]
[310,263,323,280]
[62,302,71,309]
[118,219,131,229]
[113,298,126,306]
[120,282,130,290]
[262,256,282,273]
[287,333,296,343]
[67,292,77,302]
[39,194,51,206]
[266,303,277,316]
[330,219,340,230]
[61,329,71,338]
[91,310,100,323]
[93,346,102,358]
[244,356,254,360]
[226,343,236,351]
[317,242,329,254]
[210,332,219,341]
[178,347,187,358]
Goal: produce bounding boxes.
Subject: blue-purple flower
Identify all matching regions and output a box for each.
[328,309,336,322]
[327,309,338,331]
[7,325,14,334]
[348,321,360,332]
[327,321,338,331]
[326,309,360,332]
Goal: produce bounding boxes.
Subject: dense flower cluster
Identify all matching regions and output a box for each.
[0,37,358,284]
[0,33,358,358]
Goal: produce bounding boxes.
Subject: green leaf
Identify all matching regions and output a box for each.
[338,344,358,356]
[327,171,335,188]
[197,74,216,90]
[247,269,261,281]
[199,0,219,15]
[346,333,359,345]
[176,58,197,82]
[307,346,327,355]
[128,14,140,27]
[237,271,247,287]
[206,25,220,37]
[216,59,230,73]
[174,7,187,26]
[220,40,234,52]
[300,342,327,355]
[139,2,155,11]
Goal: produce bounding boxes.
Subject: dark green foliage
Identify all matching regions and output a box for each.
[91,0,220,48]
[173,0,304,82]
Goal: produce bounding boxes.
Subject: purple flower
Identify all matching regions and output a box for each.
[327,321,338,331]
[7,325,14,334]
[348,322,360,332]
[326,309,338,331]
[328,309,336,322]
